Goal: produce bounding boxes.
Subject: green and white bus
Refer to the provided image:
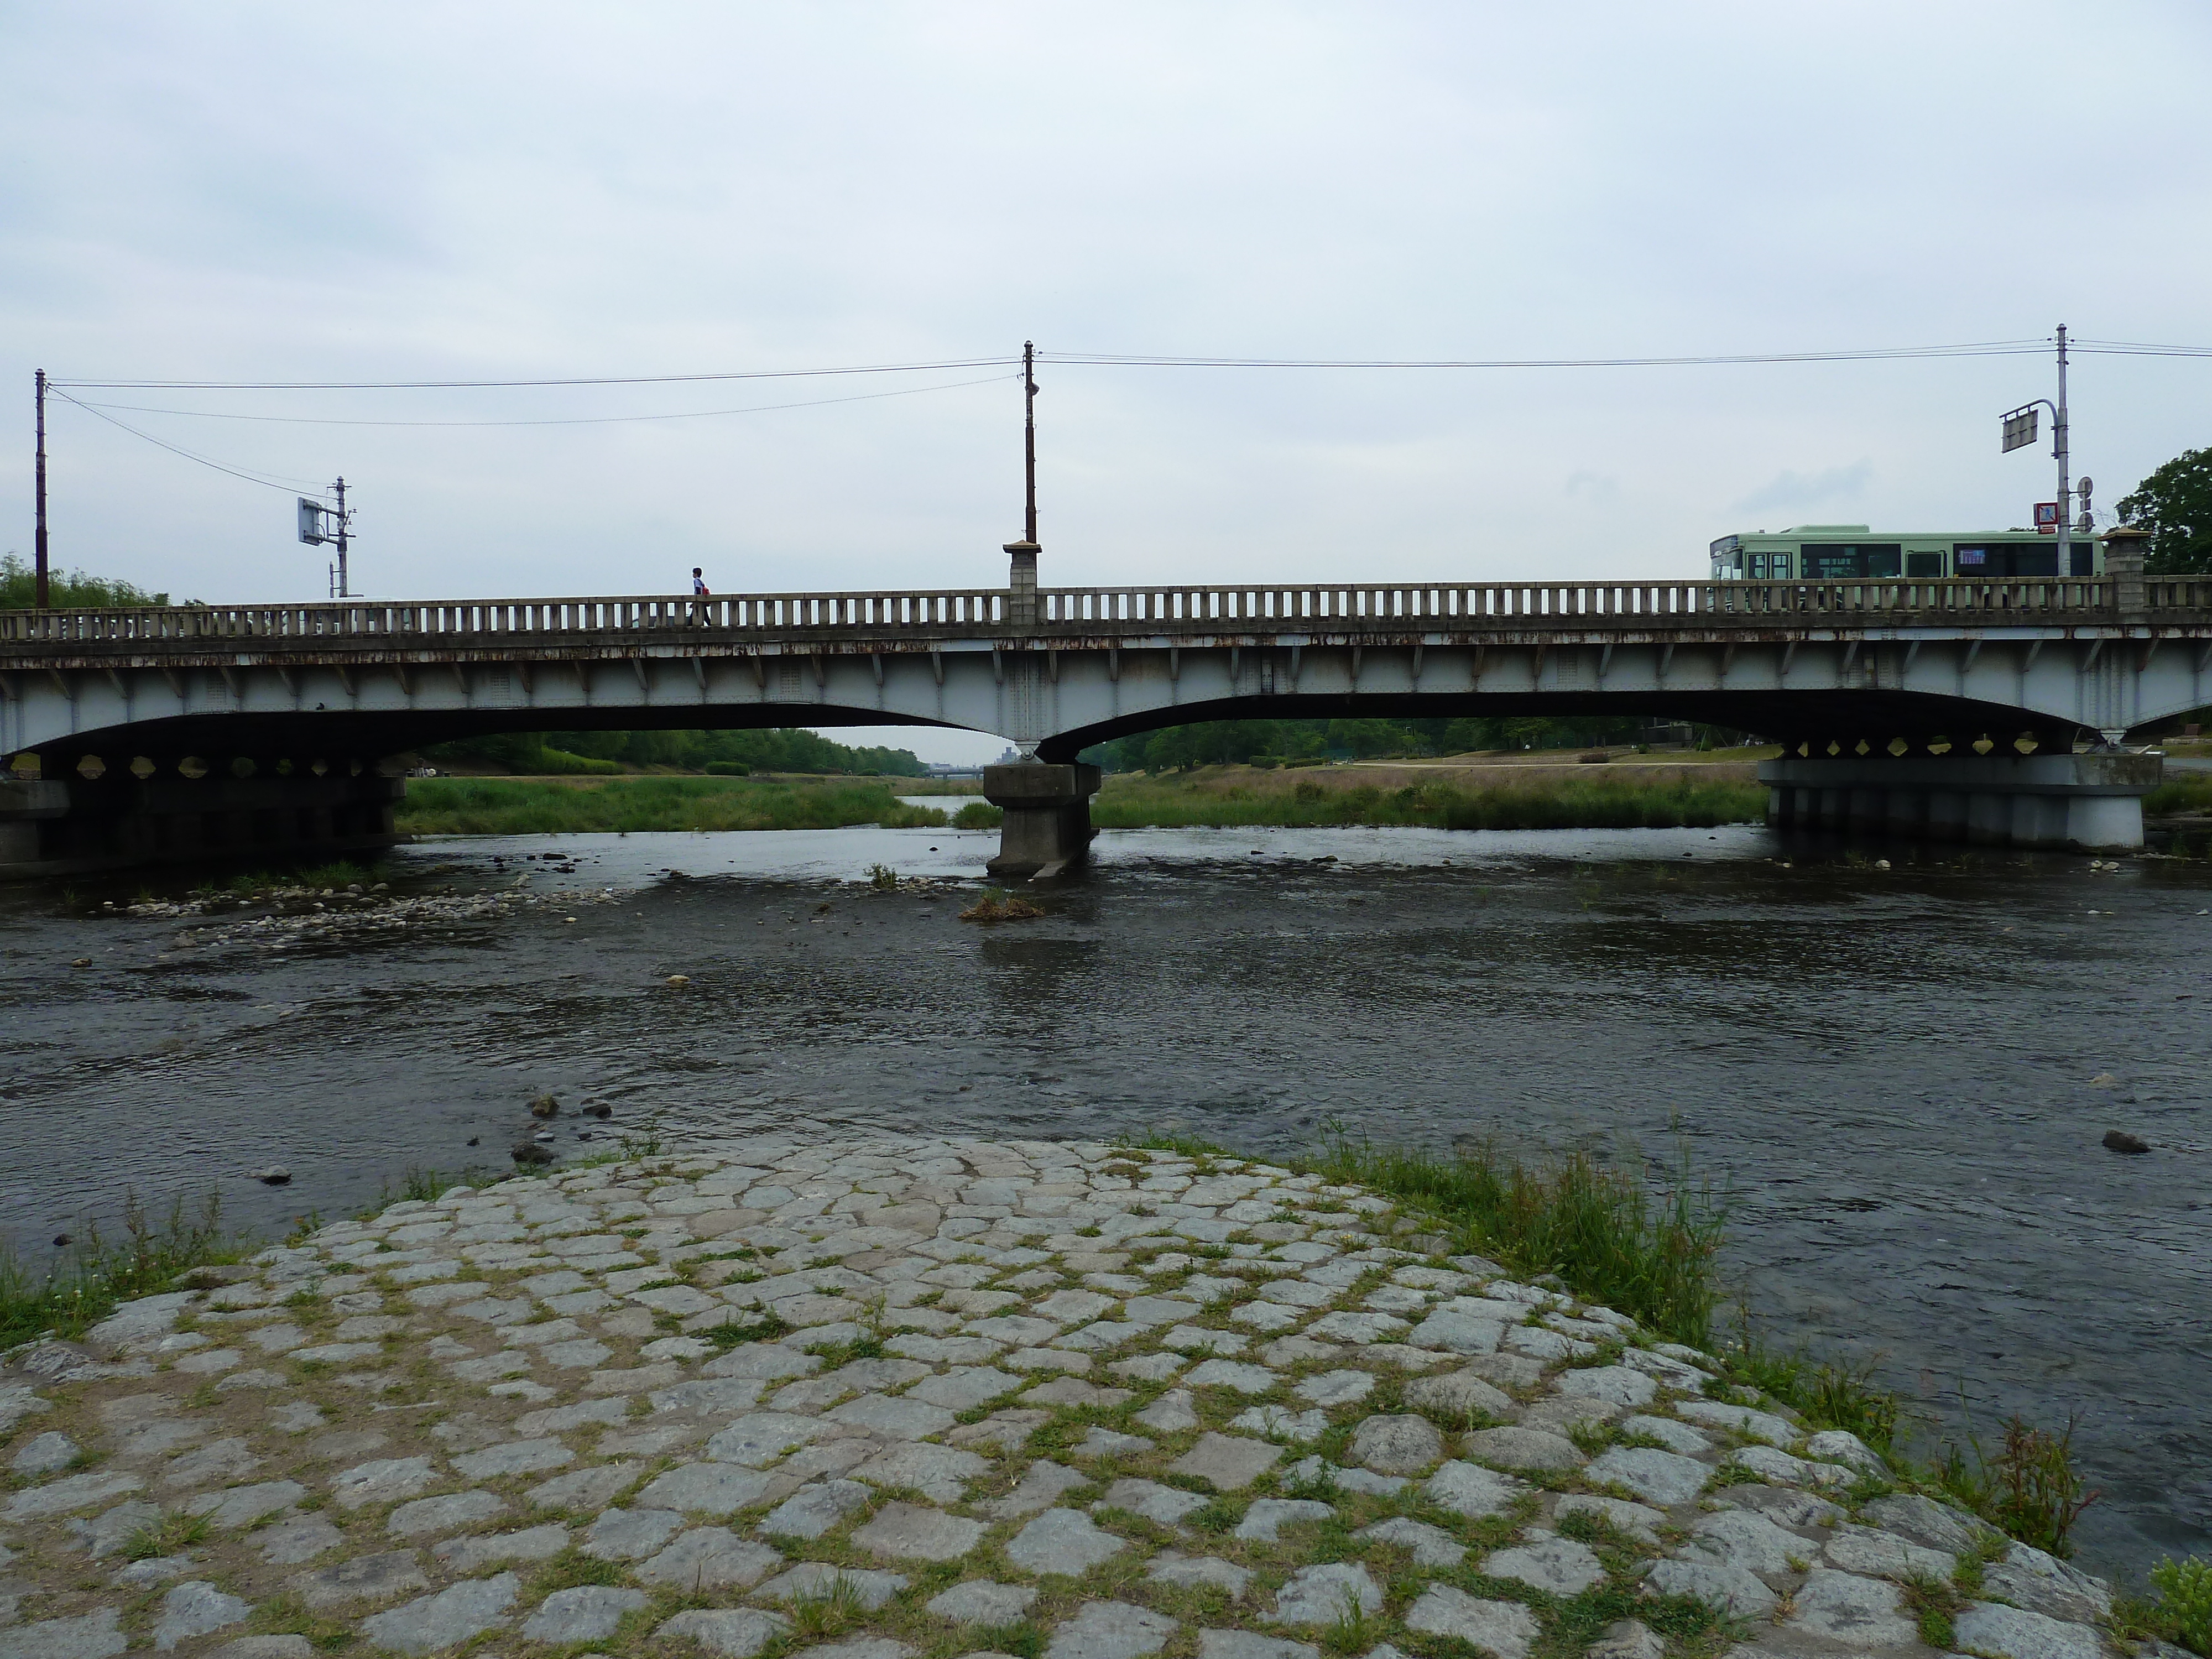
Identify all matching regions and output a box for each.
[1707,524,2101,582]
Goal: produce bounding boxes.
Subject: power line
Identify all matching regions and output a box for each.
[48,389,326,493]
[46,356,1020,392]
[1035,341,2056,369]
[64,372,1020,429]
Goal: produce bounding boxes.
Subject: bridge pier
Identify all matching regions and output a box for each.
[982,762,1101,880]
[1760,752,2159,850]
[0,768,405,880]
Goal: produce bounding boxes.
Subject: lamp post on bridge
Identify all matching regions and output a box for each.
[1004,340,1041,630]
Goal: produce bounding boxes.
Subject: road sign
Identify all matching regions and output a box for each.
[299,497,330,545]
[2002,406,2039,453]
[2033,501,2061,533]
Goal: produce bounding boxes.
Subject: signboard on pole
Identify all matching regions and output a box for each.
[2033,501,2062,533]
[298,498,329,545]
[2002,406,2039,453]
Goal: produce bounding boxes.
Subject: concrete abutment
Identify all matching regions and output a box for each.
[982,761,1101,880]
[1761,752,2159,849]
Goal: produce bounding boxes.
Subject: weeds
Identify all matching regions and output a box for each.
[2148,1557,2212,1656]
[703,1312,793,1350]
[122,1512,211,1561]
[867,863,899,890]
[1930,1414,2100,1559]
[959,888,1045,924]
[0,1191,244,1349]
[1719,1335,1898,1454]
[1307,1124,1726,1348]
[787,1575,869,1641]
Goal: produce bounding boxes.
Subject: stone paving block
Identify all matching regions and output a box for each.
[1953,1601,2106,1659]
[1422,1459,1527,1519]
[189,1479,308,1528]
[1981,1543,2114,1624]
[1183,1359,1280,1395]
[705,1345,823,1380]
[1715,1484,1843,1531]
[635,1460,782,1515]
[0,1609,127,1659]
[1147,1553,1252,1596]
[1355,1516,1465,1566]
[1282,1456,1406,1497]
[1293,1370,1374,1408]
[984,1460,1088,1519]
[763,1479,874,1539]
[584,1506,686,1560]
[1347,1414,1443,1474]
[12,1432,81,1475]
[905,1366,1021,1410]
[1006,1346,1089,1374]
[1584,1446,1710,1505]
[331,1456,437,1510]
[528,1460,640,1510]
[388,1490,503,1537]
[754,1564,908,1610]
[948,1409,1050,1453]
[1305,1311,1407,1344]
[1406,1311,1502,1354]
[152,1582,251,1651]
[1197,1634,1317,1659]
[1025,1376,1134,1409]
[706,1412,832,1465]
[1483,1531,1606,1595]
[522,1585,648,1643]
[851,1441,990,1502]
[925,1580,1037,1624]
[1620,1413,1709,1455]
[1643,1559,1777,1618]
[651,1378,768,1415]
[851,1500,987,1562]
[1233,1498,1333,1541]
[1229,1406,1328,1443]
[1006,1507,1126,1575]
[655,1609,790,1659]
[790,1641,914,1659]
[827,1393,956,1440]
[1554,1364,1657,1408]
[431,1524,568,1571]
[1169,1433,1280,1491]
[1679,1508,1807,1574]
[1788,1568,1917,1645]
[4,1472,144,1522]
[1403,1587,1539,1659]
[1674,1399,1798,1446]
[209,1640,311,1659]
[1228,1302,1303,1333]
[1134,1390,1200,1434]
[254,1512,343,1565]
[637,1527,783,1588]
[1042,1601,1177,1659]
[1097,1478,1210,1527]
[1075,1426,1157,1458]
[1162,1325,1246,1355]
[357,1572,518,1656]
[1108,1353,1187,1384]
[1271,1562,1382,1626]
[1462,1426,1584,1472]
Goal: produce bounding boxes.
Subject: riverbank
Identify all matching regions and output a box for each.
[1,1136,2177,1659]
[395,776,950,836]
[1090,765,1767,831]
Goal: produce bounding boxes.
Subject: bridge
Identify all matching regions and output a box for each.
[2,533,2205,877]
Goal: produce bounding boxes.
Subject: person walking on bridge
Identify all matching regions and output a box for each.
[690,566,710,622]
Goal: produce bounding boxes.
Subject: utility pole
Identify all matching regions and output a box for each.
[2054,325,2071,579]
[331,475,350,599]
[1022,340,1038,544]
[33,370,49,608]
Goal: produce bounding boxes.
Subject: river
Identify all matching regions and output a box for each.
[1,820,2205,1577]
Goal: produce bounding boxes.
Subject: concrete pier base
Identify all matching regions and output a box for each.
[1760,752,2159,849]
[983,761,1101,880]
[0,770,405,880]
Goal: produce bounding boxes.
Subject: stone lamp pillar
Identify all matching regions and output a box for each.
[1004,540,1040,628]
[2100,523,2150,619]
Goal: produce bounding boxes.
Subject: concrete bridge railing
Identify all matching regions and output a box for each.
[9,576,2212,653]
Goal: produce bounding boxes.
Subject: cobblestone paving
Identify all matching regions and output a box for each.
[0,1139,2152,1659]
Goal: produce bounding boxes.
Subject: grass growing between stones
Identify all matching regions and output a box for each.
[2147,1556,2212,1656]
[394,775,949,834]
[1297,1128,1729,1352]
[1087,770,1766,831]
[1926,1412,2100,1559]
[0,1191,246,1349]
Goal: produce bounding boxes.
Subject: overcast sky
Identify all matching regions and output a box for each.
[4,2,2208,762]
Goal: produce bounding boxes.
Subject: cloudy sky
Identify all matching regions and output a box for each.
[4,2,2208,760]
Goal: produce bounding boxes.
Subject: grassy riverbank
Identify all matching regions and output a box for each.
[1091,765,1767,831]
[394,774,950,835]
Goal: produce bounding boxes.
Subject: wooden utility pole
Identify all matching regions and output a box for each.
[1023,340,1037,544]
[34,370,49,608]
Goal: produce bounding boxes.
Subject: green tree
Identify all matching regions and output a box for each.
[2117,448,2212,574]
[0,552,174,608]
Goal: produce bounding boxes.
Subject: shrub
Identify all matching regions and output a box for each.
[2150,1556,2212,1656]
[952,802,1004,829]
[703,760,752,776]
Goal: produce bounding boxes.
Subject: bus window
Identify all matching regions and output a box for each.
[1750,553,1767,578]
[1803,544,1901,580]
[1906,552,1944,577]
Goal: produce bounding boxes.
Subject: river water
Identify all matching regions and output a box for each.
[2,821,2206,1577]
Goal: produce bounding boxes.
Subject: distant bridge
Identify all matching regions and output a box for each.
[3,557,2207,875]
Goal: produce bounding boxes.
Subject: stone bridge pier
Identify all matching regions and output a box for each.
[1761,750,2159,848]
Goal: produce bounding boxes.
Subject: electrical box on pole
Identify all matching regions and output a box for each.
[296,478,356,598]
